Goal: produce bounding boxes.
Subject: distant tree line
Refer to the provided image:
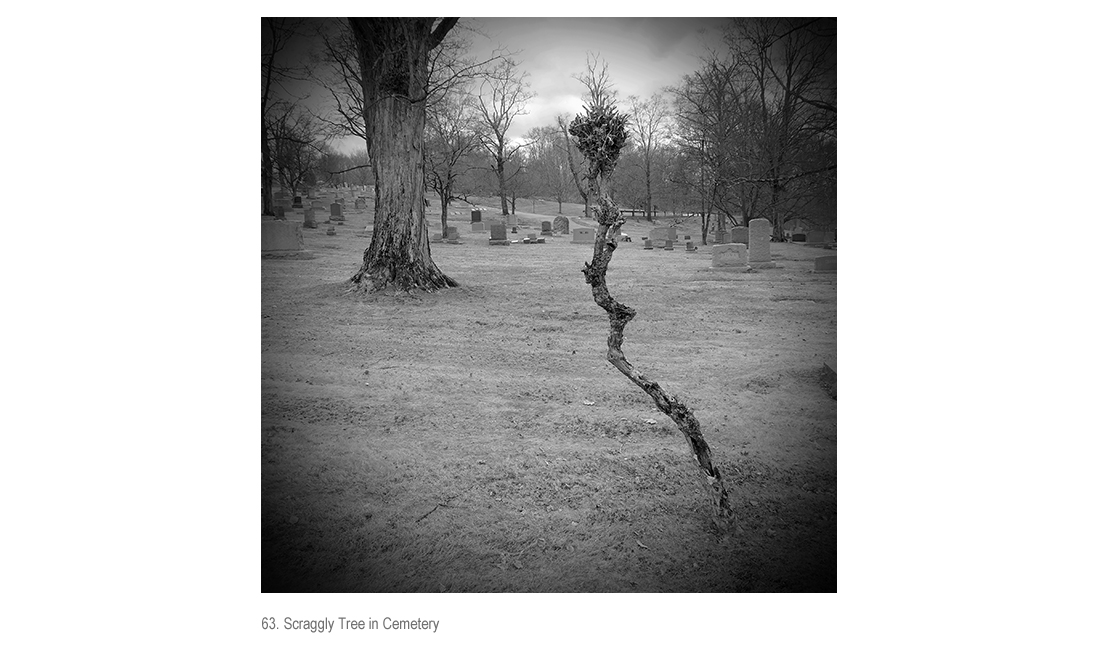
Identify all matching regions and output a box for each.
[260,17,835,288]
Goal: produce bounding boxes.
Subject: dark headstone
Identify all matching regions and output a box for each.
[664,239,674,251]
[330,203,344,221]
[644,239,654,250]
[489,224,507,240]
[541,221,552,233]
[303,209,317,229]
[791,233,807,242]
[471,210,482,223]
[815,255,837,273]
[292,196,303,208]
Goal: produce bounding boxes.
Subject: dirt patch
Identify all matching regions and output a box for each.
[262,199,836,592]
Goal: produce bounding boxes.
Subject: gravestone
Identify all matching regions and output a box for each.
[747,218,774,267]
[471,210,482,223]
[571,228,595,244]
[644,239,654,250]
[664,239,675,251]
[684,235,691,240]
[541,221,553,236]
[730,226,749,244]
[805,231,826,247]
[326,226,336,236]
[686,241,696,252]
[311,200,325,211]
[292,196,303,208]
[307,189,316,199]
[714,230,728,244]
[262,221,304,252]
[815,255,836,273]
[330,203,344,221]
[489,224,510,246]
[446,226,460,240]
[303,209,317,229]
[648,226,677,245]
[791,233,807,242]
[354,198,367,210]
[273,206,286,220]
[471,222,485,232]
[711,243,747,267]
[553,216,569,234]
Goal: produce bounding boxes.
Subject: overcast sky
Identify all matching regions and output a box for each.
[313,17,737,154]
[461,17,732,136]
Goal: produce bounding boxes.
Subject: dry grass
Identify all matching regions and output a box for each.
[262,193,836,592]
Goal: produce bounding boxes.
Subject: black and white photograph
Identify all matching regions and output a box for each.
[9,4,1094,645]
[261,16,837,593]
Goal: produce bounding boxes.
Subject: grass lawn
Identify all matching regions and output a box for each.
[262,191,836,592]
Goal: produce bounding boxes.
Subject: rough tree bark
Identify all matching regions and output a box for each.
[581,192,737,535]
[347,18,459,292]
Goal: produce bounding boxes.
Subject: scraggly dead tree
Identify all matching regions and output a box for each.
[571,94,737,536]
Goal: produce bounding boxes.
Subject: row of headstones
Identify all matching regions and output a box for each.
[274,187,366,201]
[263,217,834,271]
[710,218,776,268]
[644,237,699,252]
[274,203,352,228]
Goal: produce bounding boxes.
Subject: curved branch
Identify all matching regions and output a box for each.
[582,194,737,536]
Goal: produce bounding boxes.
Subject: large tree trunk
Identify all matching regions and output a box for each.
[349,18,458,292]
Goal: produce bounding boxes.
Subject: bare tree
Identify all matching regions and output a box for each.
[556,113,591,218]
[627,93,671,221]
[525,124,572,214]
[269,106,327,197]
[261,18,308,214]
[344,17,461,292]
[474,58,534,216]
[728,18,836,239]
[425,89,481,238]
[571,71,737,537]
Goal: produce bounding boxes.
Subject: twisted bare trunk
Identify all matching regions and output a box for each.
[581,178,737,535]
